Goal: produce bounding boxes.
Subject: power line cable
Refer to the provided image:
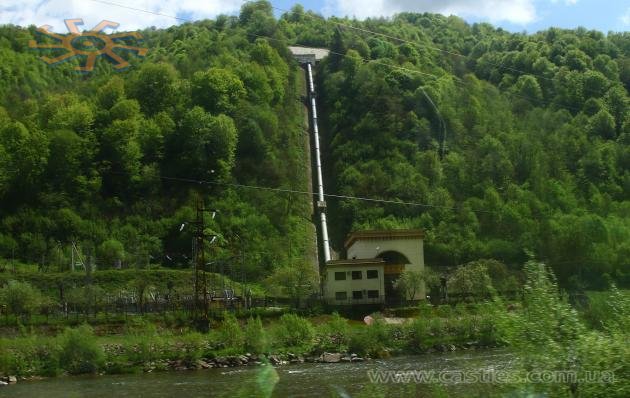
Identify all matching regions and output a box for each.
[263,1,617,100]
[85,0,586,113]
[147,173,497,214]
[76,0,587,218]
[87,0,189,21]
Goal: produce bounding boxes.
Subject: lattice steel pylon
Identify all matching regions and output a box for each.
[28,19,147,72]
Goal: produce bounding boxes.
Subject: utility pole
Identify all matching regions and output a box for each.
[189,197,218,333]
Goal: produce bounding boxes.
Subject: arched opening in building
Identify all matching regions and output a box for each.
[376,250,410,304]
[376,251,411,265]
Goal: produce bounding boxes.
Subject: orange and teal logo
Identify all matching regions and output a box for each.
[28,19,147,72]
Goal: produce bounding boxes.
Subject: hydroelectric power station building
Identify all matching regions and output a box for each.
[323,230,426,305]
[288,47,426,306]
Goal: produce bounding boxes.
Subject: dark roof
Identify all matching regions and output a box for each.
[325,258,385,268]
[344,229,424,249]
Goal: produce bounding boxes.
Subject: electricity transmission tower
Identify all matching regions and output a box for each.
[187,198,217,333]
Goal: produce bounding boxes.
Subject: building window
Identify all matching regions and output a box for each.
[334,271,346,281]
[367,290,379,299]
[335,291,347,300]
[352,291,363,300]
[351,270,362,280]
[367,270,378,279]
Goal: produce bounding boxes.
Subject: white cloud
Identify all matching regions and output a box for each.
[324,0,543,24]
[0,0,244,32]
[324,0,538,24]
[622,8,630,26]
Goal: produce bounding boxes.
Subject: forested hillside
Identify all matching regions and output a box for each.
[279,5,630,289]
[0,3,313,281]
[0,1,628,289]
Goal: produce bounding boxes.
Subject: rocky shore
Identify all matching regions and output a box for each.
[1,340,493,386]
[141,351,366,373]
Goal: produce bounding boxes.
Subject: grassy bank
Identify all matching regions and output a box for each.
[0,305,501,378]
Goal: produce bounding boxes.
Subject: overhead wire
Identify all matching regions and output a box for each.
[133,173,497,214]
[85,0,586,113]
[262,1,615,100]
[77,0,575,221]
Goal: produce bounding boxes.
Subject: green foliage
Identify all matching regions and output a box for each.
[191,68,245,114]
[0,13,311,281]
[176,332,206,364]
[97,239,125,269]
[271,313,314,350]
[0,280,42,318]
[582,286,630,332]
[495,259,629,396]
[394,269,437,300]
[299,14,630,290]
[217,312,245,352]
[348,320,392,358]
[264,263,319,306]
[58,324,105,374]
[447,261,493,298]
[244,316,269,354]
[315,312,350,352]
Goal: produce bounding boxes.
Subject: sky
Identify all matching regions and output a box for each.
[0,0,629,34]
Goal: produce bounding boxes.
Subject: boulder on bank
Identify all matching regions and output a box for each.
[320,353,342,363]
[2,376,17,384]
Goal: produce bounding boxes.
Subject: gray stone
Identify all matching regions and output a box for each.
[321,353,342,363]
[341,356,352,362]
[197,360,211,369]
[0,381,8,386]
[7,376,17,384]
[351,357,364,362]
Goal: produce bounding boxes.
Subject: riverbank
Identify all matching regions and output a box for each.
[2,350,518,398]
[0,305,502,382]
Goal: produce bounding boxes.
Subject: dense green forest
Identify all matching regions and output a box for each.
[0,1,628,290]
[0,2,313,281]
[282,6,630,289]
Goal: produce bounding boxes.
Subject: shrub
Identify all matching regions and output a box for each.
[434,305,453,318]
[272,313,314,349]
[244,316,268,354]
[0,336,60,377]
[316,312,350,352]
[348,321,390,358]
[406,318,430,352]
[176,333,206,364]
[124,334,165,365]
[58,324,104,374]
[417,303,433,317]
[217,312,244,351]
[0,280,42,320]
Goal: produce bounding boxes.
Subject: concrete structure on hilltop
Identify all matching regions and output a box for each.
[288,46,330,64]
[323,229,425,305]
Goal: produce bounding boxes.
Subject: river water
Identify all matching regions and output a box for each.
[1,349,516,397]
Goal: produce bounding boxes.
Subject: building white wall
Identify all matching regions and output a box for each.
[347,238,425,299]
[323,265,385,304]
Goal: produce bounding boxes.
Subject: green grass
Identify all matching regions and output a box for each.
[0,305,504,378]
